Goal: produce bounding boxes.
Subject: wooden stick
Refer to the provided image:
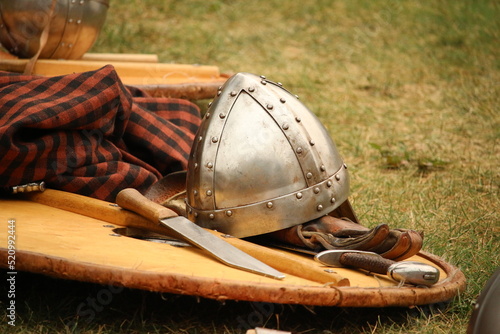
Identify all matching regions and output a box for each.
[81,53,159,63]
[0,57,228,99]
[23,189,349,286]
[0,58,220,78]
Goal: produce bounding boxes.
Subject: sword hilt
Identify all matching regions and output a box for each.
[11,181,46,194]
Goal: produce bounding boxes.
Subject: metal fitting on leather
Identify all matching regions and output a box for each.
[186,72,349,237]
[0,0,109,59]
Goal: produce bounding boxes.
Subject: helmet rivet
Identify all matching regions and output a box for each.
[68,18,74,23]
[277,82,283,87]
[335,174,341,181]
[218,86,223,90]
[205,112,210,119]
[217,91,221,96]
[184,73,349,236]
[295,94,300,99]
[194,163,198,169]
[344,163,348,169]
[193,190,198,196]
[208,102,213,107]
[194,212,199,217]
[260,75,266,79]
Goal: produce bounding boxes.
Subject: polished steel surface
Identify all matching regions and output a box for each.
[388,261,440,286]
[186,72,350,237]
[116,188,285,280]
[0,0,109,59]
[160,216,285,280]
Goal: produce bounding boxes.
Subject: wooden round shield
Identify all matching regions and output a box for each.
[0,190,465,307]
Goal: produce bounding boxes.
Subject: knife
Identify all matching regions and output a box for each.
[314,250,440,286]
[116,188,285,280]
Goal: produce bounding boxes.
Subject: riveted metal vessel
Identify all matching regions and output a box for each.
[186,72,349,238]
[0,0,109,59]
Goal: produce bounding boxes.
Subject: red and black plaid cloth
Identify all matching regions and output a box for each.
[0,65,201,201]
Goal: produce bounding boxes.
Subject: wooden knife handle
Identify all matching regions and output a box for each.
[116,188,179,222]
[339,252,394,275]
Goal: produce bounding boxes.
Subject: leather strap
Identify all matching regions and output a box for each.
[24,0,57,75]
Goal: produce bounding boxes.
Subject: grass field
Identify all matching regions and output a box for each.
[1,0,499,333]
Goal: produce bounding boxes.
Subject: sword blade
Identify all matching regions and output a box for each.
[116,188,285,280]
[160,216,285,279]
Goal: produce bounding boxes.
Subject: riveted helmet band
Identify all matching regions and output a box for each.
[186,73,350,238]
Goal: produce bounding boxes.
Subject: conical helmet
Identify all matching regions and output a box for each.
[0,0,109,59]
[186,72,349,238]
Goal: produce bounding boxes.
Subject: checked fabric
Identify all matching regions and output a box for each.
[0,65,201,201]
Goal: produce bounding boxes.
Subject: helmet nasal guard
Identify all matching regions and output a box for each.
[186,73,349,237]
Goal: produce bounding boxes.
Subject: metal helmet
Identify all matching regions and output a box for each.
[186,72,350,238]
[0,0,109,59]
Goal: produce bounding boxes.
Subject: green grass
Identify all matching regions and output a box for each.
[2,0,499,333]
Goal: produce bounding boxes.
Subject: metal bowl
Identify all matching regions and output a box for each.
[0,0,109,59]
